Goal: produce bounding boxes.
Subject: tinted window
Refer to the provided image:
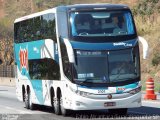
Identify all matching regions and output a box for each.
[74,50,108,83]
[70,11,135,37]
[29,58,60,80]
[14,13,56,43]
[60,40,72,80]
[41,13,56,40]
[14,22,20,43]
[108,46,140,82]
[73,48,140,84]
[34,16,41,40]
[21,20,28,42]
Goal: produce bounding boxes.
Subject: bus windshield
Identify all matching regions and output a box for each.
[73,46,140,84]
[70,10,135,37]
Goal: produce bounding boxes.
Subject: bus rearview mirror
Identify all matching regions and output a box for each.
[138,36,149,59]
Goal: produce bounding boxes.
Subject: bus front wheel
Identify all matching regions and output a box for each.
[54,97,61,115]
[60,93,70,116]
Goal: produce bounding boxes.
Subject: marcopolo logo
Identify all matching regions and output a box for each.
[19,47,28,71]
[113,42,132,47]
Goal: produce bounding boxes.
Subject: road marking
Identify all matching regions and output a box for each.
[0,104,32,114]
[0,90,8,91]
[0,104,52,114]
[5,106,31,114]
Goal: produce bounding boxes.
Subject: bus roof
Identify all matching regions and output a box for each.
[66,3,129,11]
[14,3,129,23]
[14,8,56,23]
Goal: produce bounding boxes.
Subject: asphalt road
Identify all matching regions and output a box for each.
[0,86,160,120]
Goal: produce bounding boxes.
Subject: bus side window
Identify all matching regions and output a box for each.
[27,19,33,41]
[15,13,57,43]
[34,16,41,40]
[48,13,56,42]
[29,59,60,80]
[42,14,48,39]
[21,20,28,42]
[14,22,20,43]
[42,13,56,42]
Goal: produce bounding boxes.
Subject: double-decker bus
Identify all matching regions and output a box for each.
[14,4,148,116]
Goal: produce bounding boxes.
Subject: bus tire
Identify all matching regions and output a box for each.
[25,92,29,109]
[28,90,35,110]
[25,88,35,110]
[60,93,70,116]
[54,97,61,115]
[108,108,128,115]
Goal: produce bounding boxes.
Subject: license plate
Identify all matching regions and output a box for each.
[104,102,116,107]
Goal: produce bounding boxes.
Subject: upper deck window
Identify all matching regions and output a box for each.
[14,13,56,43]
[70,10,135,37]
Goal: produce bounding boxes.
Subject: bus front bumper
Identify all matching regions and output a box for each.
[64,92,141,110]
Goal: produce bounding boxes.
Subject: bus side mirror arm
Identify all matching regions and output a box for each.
[138,36,149,59]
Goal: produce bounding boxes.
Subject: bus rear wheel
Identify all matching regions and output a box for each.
[108,108,128,115]
[25,91,29,109]
[25,89,35,110]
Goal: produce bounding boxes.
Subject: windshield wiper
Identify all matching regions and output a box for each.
[78,78,94,84]
[111,64,125,80]
[76,78,109,84]
[111,77,136,83]
[74,78,95,84]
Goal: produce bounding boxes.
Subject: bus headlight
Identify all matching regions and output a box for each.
[75,90,92,97]
[69,86,91,97]
[127,86,141,94]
